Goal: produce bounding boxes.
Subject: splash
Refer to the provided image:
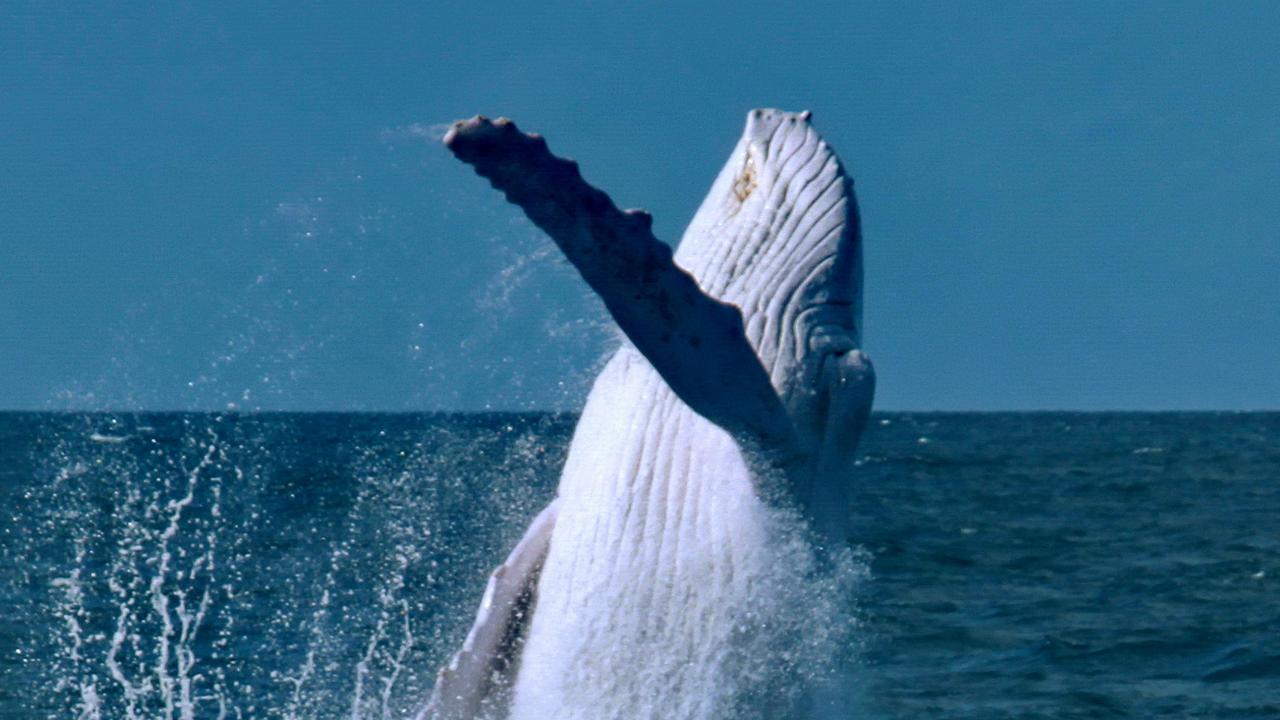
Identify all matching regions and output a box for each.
[38,417,240,720]
[22,413,566,719]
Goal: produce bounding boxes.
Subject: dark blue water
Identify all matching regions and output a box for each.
[1,412,1277,718]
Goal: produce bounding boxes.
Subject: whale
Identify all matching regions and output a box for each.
[421,109,875,720]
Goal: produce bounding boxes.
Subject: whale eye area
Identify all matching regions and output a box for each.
[732,151,758,202]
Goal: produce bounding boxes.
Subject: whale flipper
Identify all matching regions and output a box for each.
[817,349,875,471]
[444,117,797,459]
[420,500,559,720]
[807,348,876,538]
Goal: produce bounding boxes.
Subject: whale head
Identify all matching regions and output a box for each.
[674,109,863,407]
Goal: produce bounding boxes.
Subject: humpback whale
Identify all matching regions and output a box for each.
[421,109,875,720]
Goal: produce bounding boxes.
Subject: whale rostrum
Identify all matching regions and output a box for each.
[423,109,875,719]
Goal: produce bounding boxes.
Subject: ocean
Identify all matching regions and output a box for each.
[1,411,1276,719]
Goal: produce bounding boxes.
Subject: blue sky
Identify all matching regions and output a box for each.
[2,2,1277,411]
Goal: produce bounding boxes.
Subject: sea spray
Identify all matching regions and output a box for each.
[21,413,568,718]
[31,416,248,719]
[725,506,870,718]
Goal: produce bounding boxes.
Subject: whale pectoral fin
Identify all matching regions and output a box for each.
[444,117,797,455]
[421,499,559,720]
[796,349,875,539]
[817,349,875,472]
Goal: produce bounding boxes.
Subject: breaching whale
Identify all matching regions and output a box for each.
[421,109,875,720]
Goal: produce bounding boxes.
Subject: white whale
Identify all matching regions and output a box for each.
[422,109,875,720]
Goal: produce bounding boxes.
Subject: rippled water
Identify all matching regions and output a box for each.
[1,412,1276,718]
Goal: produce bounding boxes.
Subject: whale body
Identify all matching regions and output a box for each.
[422,109,875,720]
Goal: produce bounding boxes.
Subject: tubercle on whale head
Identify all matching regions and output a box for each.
[742,107,818,158]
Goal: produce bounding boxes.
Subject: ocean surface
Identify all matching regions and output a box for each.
[1,411,1276,719]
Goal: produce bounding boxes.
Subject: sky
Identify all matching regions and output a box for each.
[2,2,1277,411]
